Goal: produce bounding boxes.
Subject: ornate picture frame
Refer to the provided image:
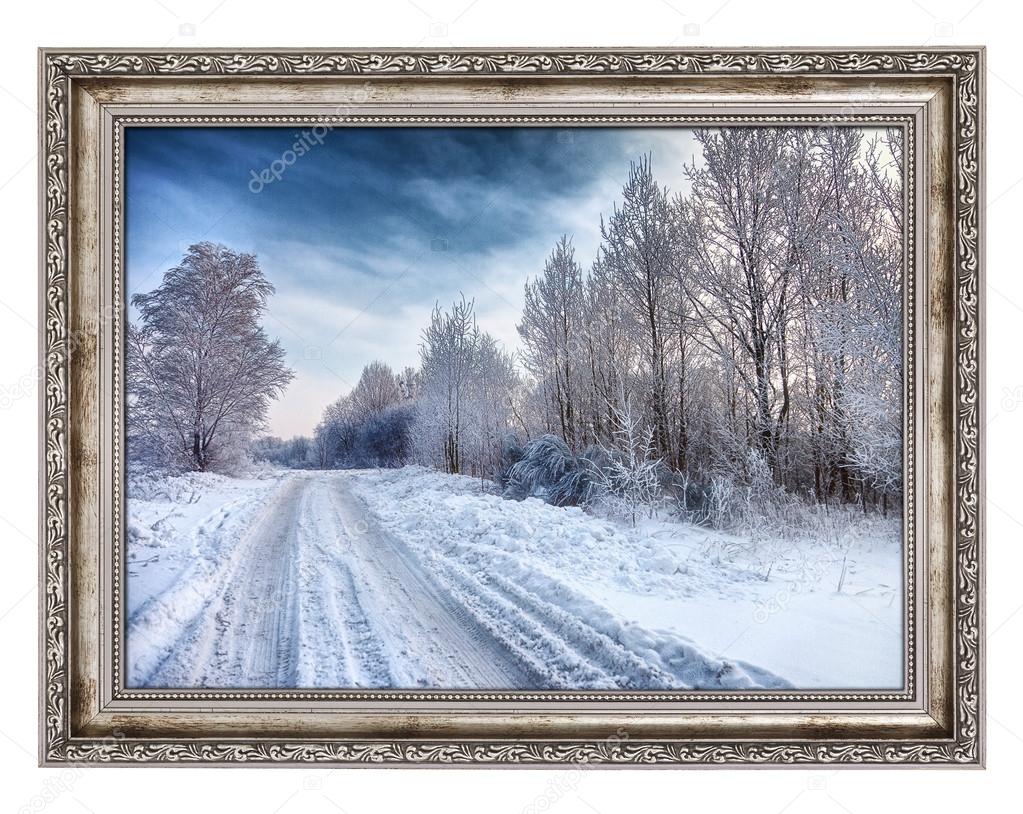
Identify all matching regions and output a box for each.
[39,47,984,767]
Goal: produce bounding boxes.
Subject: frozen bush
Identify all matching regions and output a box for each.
[503,434,585,505]
[584,397,665,525]
[495,433,525,488]
[548,445,605,507]
[351,403,415,468]
[666,471,712,525]
[706,475,739,530]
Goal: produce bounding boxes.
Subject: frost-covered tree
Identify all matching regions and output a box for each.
[848,130,903,508]
[414,297,517,478]
[397,365,420,401]
[598,156,678,461]
[311,416,341,468]
[352,403,416,467]
[578,252,638,447]
[414,297,479,475]
[315,394,360,466]
[810,128,904,505]
[314,362,413,469]
[678,129,792,471]
[127,242,293,472]
[348,360,403,417]
[463,334,519,481]
[518,236,586,446]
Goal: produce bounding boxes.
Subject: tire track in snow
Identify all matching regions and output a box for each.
[136,471,538,689]
[221,476,303,687]
[334,475,684,689]
[294,480,392,688]
[428,559,682,689]
[126,477,287,686]
[345,468,792,690]
[132,468,791,690]
[325,477,538,689]
[141,476,306,687]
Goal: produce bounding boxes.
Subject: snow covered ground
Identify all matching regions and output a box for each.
[126,465,903,690]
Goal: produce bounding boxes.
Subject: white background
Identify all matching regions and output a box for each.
[1,1,1017,811]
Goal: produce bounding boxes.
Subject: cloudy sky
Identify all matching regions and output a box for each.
[125,125,699,437]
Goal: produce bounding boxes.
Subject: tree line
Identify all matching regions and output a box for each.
[130,126,903,518]
[513,127,904,510]
[289,127,902,513]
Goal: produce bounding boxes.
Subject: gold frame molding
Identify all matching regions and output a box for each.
[39,47,983,766]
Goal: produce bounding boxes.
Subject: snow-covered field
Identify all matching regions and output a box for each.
[126,466,903,690]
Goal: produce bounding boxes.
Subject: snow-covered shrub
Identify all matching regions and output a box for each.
[503,399,672,522]
[495,433,525,489]
[584,397,665,525]
[705,475,739,530]
[503,434,587,505]
[502,435,609,507]
[586,456,664,526]
[548,445,605,506]
[744,448,776,504]
[696,449,792,532]
[666,471,713,525]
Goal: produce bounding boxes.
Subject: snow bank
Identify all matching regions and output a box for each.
[125,465,902,691]
[348,466,796,690]
[348,466,903,690]
[125,469,289,686]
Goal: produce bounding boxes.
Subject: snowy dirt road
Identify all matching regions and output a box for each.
[133,471,537,688]
[127,467,815,691]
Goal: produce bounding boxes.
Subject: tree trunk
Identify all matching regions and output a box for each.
[192,430,206,471]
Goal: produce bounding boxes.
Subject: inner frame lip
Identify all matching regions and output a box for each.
[101,107,921,713]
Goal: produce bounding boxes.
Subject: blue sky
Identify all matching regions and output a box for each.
[125,125,699,437]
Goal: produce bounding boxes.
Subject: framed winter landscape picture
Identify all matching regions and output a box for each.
[39,48,984,766]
